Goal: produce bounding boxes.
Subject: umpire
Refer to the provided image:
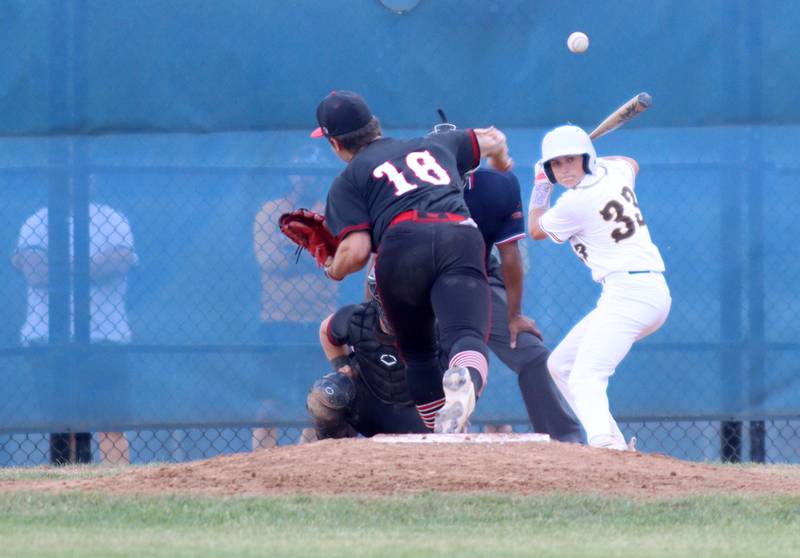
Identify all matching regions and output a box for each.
[313,90,512,434]
[463,167,582,442]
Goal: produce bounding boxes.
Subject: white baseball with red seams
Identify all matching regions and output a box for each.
[567,31,589,54]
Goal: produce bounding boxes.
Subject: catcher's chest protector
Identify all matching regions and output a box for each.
[349,303,413,405]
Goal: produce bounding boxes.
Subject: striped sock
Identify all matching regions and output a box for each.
[416,397,446,430]
[449,350,488,396]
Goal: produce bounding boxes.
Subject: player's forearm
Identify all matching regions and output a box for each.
[527,207,549,240]
[319,315,349,361]
[473,127,512,171]
[528,164,552,240]
[327,231,372,280]
[498,243,524,318]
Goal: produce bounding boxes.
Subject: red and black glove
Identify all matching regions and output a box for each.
[278,208,339,268]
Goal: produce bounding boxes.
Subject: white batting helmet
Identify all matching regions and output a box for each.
[541,125,596,183]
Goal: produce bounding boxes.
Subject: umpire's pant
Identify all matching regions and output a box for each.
[485,270,583,443]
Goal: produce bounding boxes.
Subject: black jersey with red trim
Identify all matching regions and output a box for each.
[464,168,526,255]
[324,129,480,249]
[327,301,412,406]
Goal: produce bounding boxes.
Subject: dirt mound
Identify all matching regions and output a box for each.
[4,437,800,498]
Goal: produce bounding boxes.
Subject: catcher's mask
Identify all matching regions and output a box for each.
[428,109,474,186]
[428,108,456,135]
[431,122,456,134]
[367,266,393,334]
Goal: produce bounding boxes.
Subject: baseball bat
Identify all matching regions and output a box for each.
[589,92,652,140]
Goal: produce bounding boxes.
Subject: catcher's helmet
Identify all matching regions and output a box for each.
[541,125,596,183]
[311,372,356,410]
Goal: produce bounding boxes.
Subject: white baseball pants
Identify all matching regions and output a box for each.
[547,271,671,447]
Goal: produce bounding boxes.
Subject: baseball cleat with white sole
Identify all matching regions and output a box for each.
[589,434,632,451]
[433,366,476,434]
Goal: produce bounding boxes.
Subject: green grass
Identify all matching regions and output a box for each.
[0,465,123,481]
[0,491,798,557]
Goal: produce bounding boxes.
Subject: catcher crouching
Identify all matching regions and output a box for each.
[307,269,428,438]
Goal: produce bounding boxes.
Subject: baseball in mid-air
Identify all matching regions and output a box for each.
[567,31,589,54]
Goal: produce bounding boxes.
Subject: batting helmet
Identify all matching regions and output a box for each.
[541,125,597,183]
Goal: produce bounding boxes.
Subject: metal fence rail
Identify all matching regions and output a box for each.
[3,417,799,466]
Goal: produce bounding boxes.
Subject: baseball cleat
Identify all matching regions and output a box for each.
[626,436,637,452]
[433,366,476,434]
[589,434,629,451]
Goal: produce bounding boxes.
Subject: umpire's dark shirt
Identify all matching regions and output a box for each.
[463,168,526,259]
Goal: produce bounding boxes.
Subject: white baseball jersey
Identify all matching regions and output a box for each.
[16,203,137,344]
[536,157,665,282]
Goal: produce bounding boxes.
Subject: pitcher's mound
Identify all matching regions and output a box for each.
[3,437,800,498]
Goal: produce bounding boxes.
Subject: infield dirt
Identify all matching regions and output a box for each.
[2,437,800,498]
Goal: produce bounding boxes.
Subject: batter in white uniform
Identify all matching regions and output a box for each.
[527,125,671,450]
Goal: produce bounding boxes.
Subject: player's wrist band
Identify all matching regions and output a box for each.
[530,182,553,209]
[330,355,350,371]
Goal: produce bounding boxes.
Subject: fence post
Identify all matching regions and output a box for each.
[746,129,766,463]
[744,1,766,464]
[721,420,742,463]
[719,162,745,463]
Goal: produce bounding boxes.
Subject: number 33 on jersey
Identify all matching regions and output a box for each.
[538,157,665,283]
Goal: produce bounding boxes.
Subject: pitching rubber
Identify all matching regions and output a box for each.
[371,432,552,444]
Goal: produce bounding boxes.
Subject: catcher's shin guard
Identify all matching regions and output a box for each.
[307,372,357,439]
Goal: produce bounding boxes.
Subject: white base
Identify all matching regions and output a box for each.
[371,432,551,444]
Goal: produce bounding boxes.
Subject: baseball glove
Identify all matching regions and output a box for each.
[278,208,339,267]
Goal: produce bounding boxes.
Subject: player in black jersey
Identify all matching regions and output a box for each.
[312,90,512,433]
[305,168,582,443]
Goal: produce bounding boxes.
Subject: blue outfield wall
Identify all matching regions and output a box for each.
[0,0,797,135]
[0,125,797,431]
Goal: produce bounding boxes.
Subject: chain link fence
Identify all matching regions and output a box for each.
[3,417,800,466]
[0,128,797,466]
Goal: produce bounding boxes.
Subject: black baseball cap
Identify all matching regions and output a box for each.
[310,90,374,138]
